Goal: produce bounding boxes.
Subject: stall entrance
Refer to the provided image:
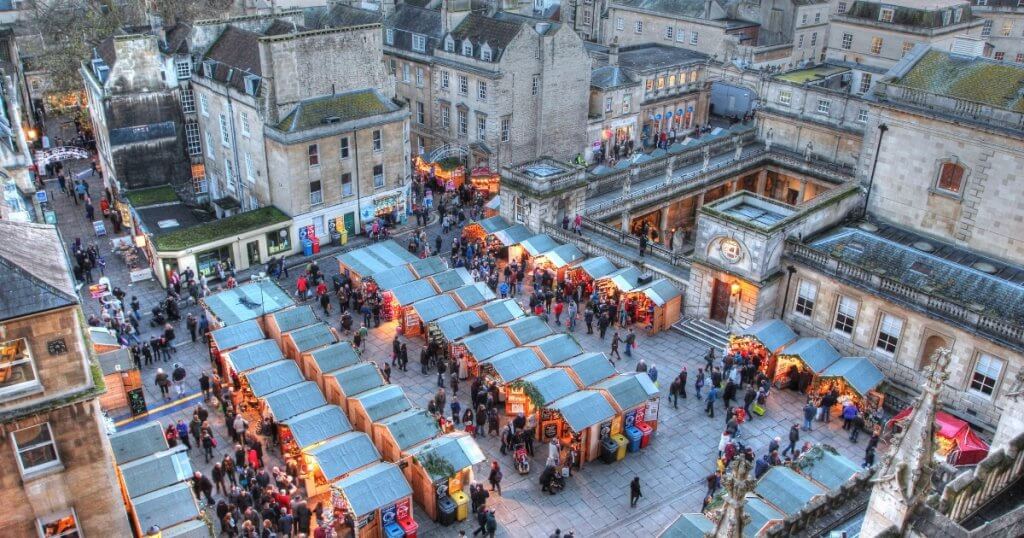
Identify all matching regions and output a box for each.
[710,279,731,323]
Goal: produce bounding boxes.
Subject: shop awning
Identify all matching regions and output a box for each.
[577,256,618,280]
[391,279,438,306]
[434,310,484,341]
[288,323,338,354]
[503,316,554,345]
[451,282,497,308]
[204,281,294,326]
[754,466,825,516]
[594,373,659,412]
[743,496,785,538]
[307,431,380,482]
[476,215,512,235]
[493,224,533,246]
[409,256,448,279]
[478,299,525,326]
[561,352,616,387]
[429,268,475,292]
[353,385,413,422]
[246,360,305,397]
[539,243,586,268]
[210,319,265,351]
[263,381,327,421]
[226,339,285,373]
[520,234,560,257]
[407,433,486,480]
[521,368,579,405]
[334,463,412,517]
[377,409,441,451]
[330,363,384,398]
[161,520,209,538]
[119,446,192,498]
[548,390,616,432]
[639,278,682,307]
[887,408,990,466]
[411,294,461,323]
[481,347,546,383]
[529,334,584,365]
[795,446,862,490]
[283,405,352,450]
[109,422,166,464]
[780,338,841,374]
[660,513,714,538]
[132,482,200,533]
[601,267,644,292]
[462,329,516,361]
[742,319,797,353]
[820,357,884,397]
[269,305,318,334]
[90,327,119,349]
[369,265,417,291]
[309,342,361,375]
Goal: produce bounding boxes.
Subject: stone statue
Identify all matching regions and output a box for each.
[804,141,813,161]
[733,135,743,160]
[712,457,757,538]
[665,156,675,186]
[702,144,711,172]
[765,128,773,151]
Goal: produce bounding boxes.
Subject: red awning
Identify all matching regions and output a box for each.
[886,407,990,466]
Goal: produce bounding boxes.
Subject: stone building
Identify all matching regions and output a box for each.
[0,221,129,537]
[384,2,443,157]
[0,63,35,222]
[971,0,1024,63]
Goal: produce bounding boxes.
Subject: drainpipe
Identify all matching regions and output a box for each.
[779,265,797,318]
[862,123,887,219]
[353,132,362,235]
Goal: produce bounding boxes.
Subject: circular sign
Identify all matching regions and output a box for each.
[720,238,742,263]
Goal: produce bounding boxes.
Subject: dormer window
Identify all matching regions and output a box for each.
[942,9,952,26]
[463,40,473,57]
[244,75,260,96]
[412,34,426,52]
[444,35,455,52]
[480,43,492,61]
[203,60,215,77]
[879,7,894,23]
[385,28,394,45]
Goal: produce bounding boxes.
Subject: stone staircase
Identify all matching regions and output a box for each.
[673,317,732,350]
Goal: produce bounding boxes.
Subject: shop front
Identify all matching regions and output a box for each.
[360,186,409,228]
[544,390,617,470]
[305,342,361,392]
[594,266,643,304]
[330,463,415,538]
[623,278,683,335]
[811,357,886,430]
[324,363,386,414]
[304,431,381,498]
[594,373,661,443]
[387,280,439,337]
[886,408,989,466]
[337,240,419,287]
[727,319,798,379]
[404,433,485,523]
[491,224,534,263]
[519,234,560,267]
[533,243,586,284]
[462,215,512,243]
[478,348,547,416]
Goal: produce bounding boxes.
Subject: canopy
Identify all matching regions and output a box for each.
[520,234,560,257]
[481,347,546,383]
[594,373,659,412]
[639,278,682,307]
[742,319,797,353]
[369,265,417,291]
[820,357,884,397]
[561,352,616,387]
[391,279,438,305]
[210,319,265,351]
[503,316,554,345]
[334,462,412,517]
[270,305,318,334]
[754,466,824,516]
[743,496,785,538]
[429,267,475,292]
[485,196,500,210]
[225,340,284,373]
[263,382,327,421]
[493,223,533,246]
[462,329,516,361]
[660,513,714,538]
[796,446,862,490]
[377,409,441,451]
[520,368,579,405]
[109,422,166,464]
[475,215,512,235]
[204,281,294,325]
[434,311,484,341]
[548,390,616,432]
[307,431,380,482]
[478,299,525,326]
[601,267,643,292]
[576,256,618,280]
[119,447,192,497]
[353,385,413,422]
[530,334,584,365]
[888,408,990,465]
[283,405,352,450]
[288,323,338,354]
[337,240,417,277]
[451,282,497,308]
[407,433,486,480]
[330,363,384,398]
[132,483,200,533]
[779,338,841,373]
[410,295,461,323]
[246,360,305,397]
[539,243,585,268]
[409,256,448,279]
[309,342,360,375]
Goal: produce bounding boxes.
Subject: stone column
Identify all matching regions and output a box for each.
[620,209,630,233]
[664,156,675,186]
[659,204,670,243]
[756,170,767,195]
[796,180,807,204]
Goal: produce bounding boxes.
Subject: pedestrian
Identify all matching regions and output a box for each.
[193,471,214,505]
[705,385,719,418]
[678,366,687,398]
[610,331,621,360]
[802,399,816,431]
[629,476,642,508]
[485,509,497,538]
[212,462,226,495]
[199,372,211,401]
[782,424,800,457]
[186,313,198,342]
[171,362,187,397]
[176,419,191,450]
[382,362,392,383]
[155,368,171,400]
[624,328,636,357]
[863,446,876,468]
[669,375,681,409]
[695,367,705,398]
[488,460,502,495]
[849,412,865,443]
[473,506,488,536]
[842,402,859,430]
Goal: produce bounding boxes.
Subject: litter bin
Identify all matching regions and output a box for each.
[312,237,321,254]
[384,522,405,538]
[301,239,313,256]
[437,495,456,525]
[612,434,628,461]
[451,490,470,522]
[625,426,642,453]
[601,436,618,464]
[339,227,348,245]
[636,421,653,449]
[398,516,418,538]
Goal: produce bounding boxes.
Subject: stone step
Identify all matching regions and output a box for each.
[673,317,731,350]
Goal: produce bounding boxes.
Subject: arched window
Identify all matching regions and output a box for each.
[936,161,965,194]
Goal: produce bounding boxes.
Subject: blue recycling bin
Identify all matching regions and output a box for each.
[384,522,405,538]
[625,426,642,453]
[301,238,313,256]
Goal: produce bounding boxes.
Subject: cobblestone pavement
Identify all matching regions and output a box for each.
[45,155,880,537]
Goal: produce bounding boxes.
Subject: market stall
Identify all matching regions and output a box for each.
[262,381,329,425]
[428,267,475,293]
[811,356,886,421]
[728,318,798,379]
[202,280,295,330]
[108,422,167,465]
[594,373,661,443]
[626,278,683,334]
[559,352,617,388]
[282,323,339,362]
[330,462,415,538]
[772,337,841,393]
[739,496,786,536]
[119,446,193,499]
[518,234,561,267]
[324,363,385,413]
[265,305,319,344]
[454,328,516,380]
[244,360,306,408]
[479,348,547,415]
[405,293,460,340]
[493,224,534,263]
[887,408,990,466]
[408,256,449,279]
[404,433,486,522]
[373,408,442,463]
[534,243,586,283]
[450,282,497,309]
[430,311,485,352]
[595,266,644,303]
[570,256,619,288]
[303,342,361,391]
[462,216,512,242]
[518,369,580,421]
[502,315,554,346]
[387,280,439,337]
[544,390,617,469]
[476,298,526,327]
[130,482,201,537]
[280,405,353,477]
[367,265,418,293]
[753,466,825,517]
[349,385,414,434]
[795,445,864,491]
[208,319,266,375]
[90,327,121,354]
[336,240,419,287]
[470,166,501,195]
[304,431,381,498]
[659,513,714,538]
[223,339,285,378]
[97,348,144,415]
[529,334,585,366]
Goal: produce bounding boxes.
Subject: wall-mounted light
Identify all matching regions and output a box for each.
[730,282,742,296]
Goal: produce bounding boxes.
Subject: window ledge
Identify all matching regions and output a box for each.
[20,462,65,482]
[927,187,963,201]
[0,380,44,402]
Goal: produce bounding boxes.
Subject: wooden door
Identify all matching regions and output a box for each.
[710,279,731,323]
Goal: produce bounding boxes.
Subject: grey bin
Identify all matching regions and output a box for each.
[437,495,457,526]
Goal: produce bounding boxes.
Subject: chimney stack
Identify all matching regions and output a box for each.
[608,38,619,67]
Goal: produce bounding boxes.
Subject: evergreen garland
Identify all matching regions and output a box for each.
[510,380,545,409]
[417,453,456,479]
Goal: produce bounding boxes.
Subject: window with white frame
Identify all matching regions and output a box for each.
[413,34,427,52]
[240,111,250,138]
[444,35,454,52]
[982,19,992,37]
[795,279,817,317]
[622,94,631,113]
[635,21,643,34]
[385,28,394,45]
[185,121,201,156]
[0,339,39,399]
[373,130,382,152]
[481,47,492,61]
[1002,20,1014,36]
[970,353,1004,397]
[837,2,847,14]
[501,116,510,142]
[340,137,350,159]
[478,80,487,101]
[604,96,613,113]
[176,59,192,79]
[12,423,60,476]
[219,114,231,147]
[342,173,353,196]
[38,509,81,537]
[416,67,424,87]
[814,12,820,23]
[842,33,853,49]
[798,34,804,48]
[373,164,384,187]
[403,63,411,83]
[308,144,319,167]
[676,28,685,42]
[870,36,883,54]
[810,32,817,47]
[416,101,425,124]
[616,17,624,31]
[801,13,807,25]
[879,7,894,22]
[532,75,540,95]
[859,73,872,94]
[833,296,858,336]
[857,108,869,123]
[441,70,450,89]
[244,152,255,183]
[477,115,486,139]
[459,75,468,95]
[180,88,195,113]
[457,109,467,136]
[690,31,698,45]
[205,131,214,158]
[778,90,792,105]
[875,313,903,355]
[199,92,209,116]
[582,10,592,25]
[817,99,831,115]
[665,26,673,40]
[225,159,236,192]
[441,106,450,128]
[309,180,322,205]
[462,40,473,56]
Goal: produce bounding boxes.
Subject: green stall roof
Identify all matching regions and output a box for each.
[368,265,417,291]
[493,223,533,246]
[462,329,516,361]
[391,279,438,305]
[409,256,448,278]
[408,433,486,480]
[119,447,192,498]
[263,381,328,421]
[377,409,441,451]
[476,215,512,234]
[502,316,554,345]
[548,390,616,433]
[577,256,618,280]
[209,319,265,351]
[338,240,417,277]
[520,368,579,405]
[429,267,475,292]
[796,446,863,491]
[109,422,166,464]
[161,520,210,538]
[640,278,682,306]
[482,347,546,384]
[270,305,319,334]
[288,323,338,354]
[520,234,560,257]
[245,360,305,397]
[307,431,380,482]
[410,294,461,323]
[540,243,585,268]
[478,299,525,326]
[530,334,583,365]
[601,267,643,292]
[334,463,412,517]
[310,342,361,375]
[743,496,785,538]
[330,363,384,397]
[204,281,294,325]
[659,513,714,538]
[820,357,885,398]
[434,310,484,341]
[132,482,200,533]
[452,282,497,308]
[283,405,352,450]
[226,340,284,373]
[594,373,660,412]
[779,338,841,374]
[742,319,797,353]
[754,466,825,516]
[561,352,616,387]
[353,385,413,422]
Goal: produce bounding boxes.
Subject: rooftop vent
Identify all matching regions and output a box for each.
[912,241,935,253]
[971,262,997,274]
[950,36,985,58]
[323,116,341,124]
[909,261,933,276]
[857,223,879,233]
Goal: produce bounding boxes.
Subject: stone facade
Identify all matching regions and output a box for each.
[603,8,735,57]
[790,2,831,66]
[972,1,1024,63]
